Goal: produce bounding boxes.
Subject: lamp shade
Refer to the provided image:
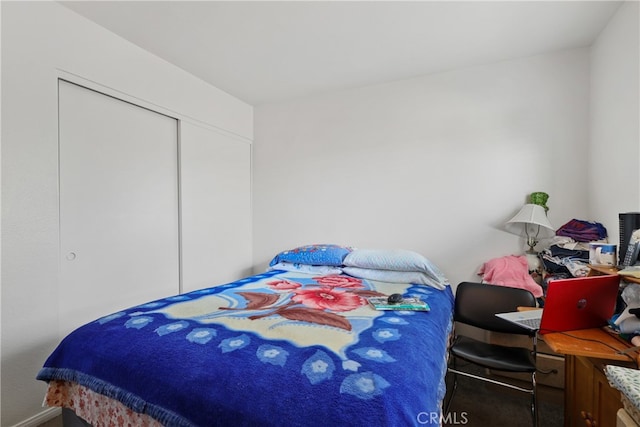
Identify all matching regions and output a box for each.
[505,204,555,236]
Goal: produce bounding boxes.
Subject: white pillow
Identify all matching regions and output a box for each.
[343,267,447,290]
[344,249,448,285]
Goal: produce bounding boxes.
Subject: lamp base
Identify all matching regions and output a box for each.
[525,251,543,285]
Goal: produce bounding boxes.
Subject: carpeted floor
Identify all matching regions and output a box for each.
[443,363,564,427]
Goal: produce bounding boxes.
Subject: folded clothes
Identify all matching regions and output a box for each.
[556,219,608,242]
[541,244,590,276]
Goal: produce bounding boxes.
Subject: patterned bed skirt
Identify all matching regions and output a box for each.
[44,380,162,427]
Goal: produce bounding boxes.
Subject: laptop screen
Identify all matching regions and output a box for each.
[538,274,620,334]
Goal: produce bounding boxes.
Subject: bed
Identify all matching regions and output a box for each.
[37,245,454,426]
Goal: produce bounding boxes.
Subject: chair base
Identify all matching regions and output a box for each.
[445,361,538,427]
[448,367,535,394]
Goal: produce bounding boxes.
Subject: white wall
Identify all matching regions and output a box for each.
[254,49,591,288]
[589,1,640,247]
[1,2,252,425]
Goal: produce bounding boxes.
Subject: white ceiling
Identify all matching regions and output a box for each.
[60,1,623,106]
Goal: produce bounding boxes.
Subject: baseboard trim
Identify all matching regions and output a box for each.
[11,407,62,427]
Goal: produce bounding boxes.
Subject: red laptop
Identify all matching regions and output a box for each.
[496,274,620,334]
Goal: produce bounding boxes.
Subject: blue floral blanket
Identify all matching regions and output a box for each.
[38,270,454,426]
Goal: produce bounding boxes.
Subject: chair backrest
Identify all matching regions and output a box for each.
[454,282,537,335]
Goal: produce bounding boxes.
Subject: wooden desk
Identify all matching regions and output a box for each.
[544,327,639,363]
[542,268,640,425]
[543,327,638,427]
[589,265,640,285]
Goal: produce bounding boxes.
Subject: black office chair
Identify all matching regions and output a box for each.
[445,281,539,427]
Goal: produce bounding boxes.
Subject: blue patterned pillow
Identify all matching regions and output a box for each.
[269,244,353,267]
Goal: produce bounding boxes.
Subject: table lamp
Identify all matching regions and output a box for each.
[505,203,555,277]
[506,204,555,252]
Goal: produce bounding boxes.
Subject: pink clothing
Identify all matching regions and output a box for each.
[478,255,543,298]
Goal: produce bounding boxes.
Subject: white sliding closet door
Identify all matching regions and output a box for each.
[180,122,252,292]
[58,80,179,335]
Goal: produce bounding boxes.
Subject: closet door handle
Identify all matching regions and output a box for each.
[66,252,77,261]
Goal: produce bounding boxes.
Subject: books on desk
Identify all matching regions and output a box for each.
[368,297,430,311]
